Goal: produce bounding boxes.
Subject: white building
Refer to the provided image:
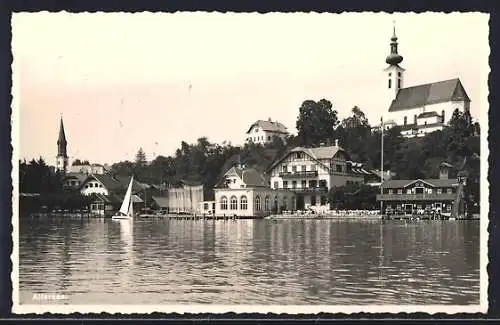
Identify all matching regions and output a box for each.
[214,166,295,217]
[246,118,289,145]
[79,174,147,196]
[376,26,471,138]
[267,140,369,211]
[69,163,107,175]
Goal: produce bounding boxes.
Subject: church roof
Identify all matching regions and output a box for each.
[389,78,471,112]
[58,117,67,144]
[246,119,288,134]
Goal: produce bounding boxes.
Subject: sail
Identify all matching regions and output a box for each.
[119,176,134,215]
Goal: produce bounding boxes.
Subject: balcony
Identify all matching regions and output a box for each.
[292,186,329,194]
[279,171,318,178]
[376,193,456,201]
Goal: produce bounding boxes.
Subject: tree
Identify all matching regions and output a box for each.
[296,99,339,147]
[135,147,147,167]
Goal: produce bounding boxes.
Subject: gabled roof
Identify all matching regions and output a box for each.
[382,178,458,188]
[246,119,288,134]
[152,196,169,208]
[218,166,269,188]
[389,78,471,112]
[269,145,349,171]
[82,174,146,193]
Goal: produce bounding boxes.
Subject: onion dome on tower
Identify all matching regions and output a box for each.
[385,24,403,66]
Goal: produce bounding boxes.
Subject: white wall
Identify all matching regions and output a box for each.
[246,126,287,145]
[388,100,467,127]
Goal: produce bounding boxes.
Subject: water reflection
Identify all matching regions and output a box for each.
[19,218,479,305]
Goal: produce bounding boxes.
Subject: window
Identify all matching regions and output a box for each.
[220,196,228,210]
[320,196,327,205]
[397,189,402,194]
[301,165,306,172]
[296,153,303,159]
[204,203,209,210]
[292,166,297,172]
[255,195,261,211]
[414,115,417,124]
[397,78,401,88]
[292,181,297,189]
[437,188,442,194]
[310,165,316,171]
[388,189,393,194]
[282,165,287,172]
[442,110,445,123]
[283,181,288,188]
[424,121,427,125]
[255,128,259,133]
[309,180,317,188]
[447,188,452,194]
[447,205,452,211]
[311,196,316,206]
[388,72,392,77]
[319,180,327,188]
[267,136,271,141]
[283,197,288,210]
[273,181,279,189]
[229,196,238,210]
[404,116,407,125]
[301,180,307,188]
[240,196,248,210]
[336,164,342,173]
[397,72,401,77]
[406,189,411,194]
[264,195,270,210]
[89,183,94,188]
[388,79,392,89]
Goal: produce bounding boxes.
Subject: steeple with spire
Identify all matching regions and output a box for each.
[56,115,68,173]
[384,21,405,106]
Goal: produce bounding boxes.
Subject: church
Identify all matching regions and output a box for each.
[378,25,471,138]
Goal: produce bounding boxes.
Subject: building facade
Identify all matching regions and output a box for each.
[69,163,107,175]
[246,118,289,145]
[376,163,461,215]
[267,141,368,211]
[375,26,471,138]
[214,166,296,217]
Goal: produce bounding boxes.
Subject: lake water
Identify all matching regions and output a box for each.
[18,217,479,305]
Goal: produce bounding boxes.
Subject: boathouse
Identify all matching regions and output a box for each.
[376,162,462,215]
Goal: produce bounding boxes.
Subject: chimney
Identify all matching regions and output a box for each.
[268,117,271,122]
[319,142,325,147]
[334,139,339,147]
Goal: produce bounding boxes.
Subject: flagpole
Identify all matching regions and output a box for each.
[380,117,384,215]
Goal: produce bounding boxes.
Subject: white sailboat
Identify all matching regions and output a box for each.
[112,175,135,220]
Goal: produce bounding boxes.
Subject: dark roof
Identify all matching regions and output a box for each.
[382,178,458,188]
[221,166,269,187]
[269,145,349,171]
[91,193,122,204]
[417,111,440,119]
[58,117,67,144]
[389,78,471,112]
[83,174,147,193]
[63,172,88,183]
[152,196,169,208]
[247,120,288,134]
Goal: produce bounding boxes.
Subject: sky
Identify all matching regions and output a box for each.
[12,12,490,165]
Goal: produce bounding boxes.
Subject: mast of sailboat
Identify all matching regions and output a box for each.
[380,117,384,214]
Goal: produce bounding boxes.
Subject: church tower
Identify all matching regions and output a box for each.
[384,23,405,110]
[56,115,68,173]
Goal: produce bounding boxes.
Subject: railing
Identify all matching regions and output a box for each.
[293,186,329,194]
[279,171,318,178]
[376,193,456,201]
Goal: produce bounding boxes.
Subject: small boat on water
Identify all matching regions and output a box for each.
[112,175,135,220]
